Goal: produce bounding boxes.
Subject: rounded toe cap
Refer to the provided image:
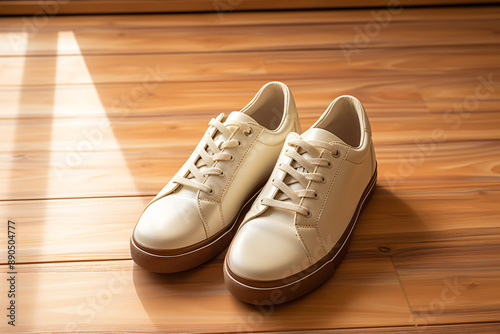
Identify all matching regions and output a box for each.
[133,195,207,251]
[227,218,309,282]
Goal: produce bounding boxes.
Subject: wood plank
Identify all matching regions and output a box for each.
[353,188,500,249]
[0,196,151,264]
[397,262,500,325]
[1,17,499,56]
[1,6,500,31]
[2,73,500,119]
[0,257,411,333]
[257,322,500,333]
[3,0,500,16]
[1,129,499,200]
[1,110,499,152]
[0,78,430,119]
[2,46,500,87]
[1,186,499,265]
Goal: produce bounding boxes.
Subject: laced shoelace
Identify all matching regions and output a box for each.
[172,114,252,194]
[261,137,340,217]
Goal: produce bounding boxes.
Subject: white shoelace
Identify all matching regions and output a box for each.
[261,137,340,216]
[172,114,252,194]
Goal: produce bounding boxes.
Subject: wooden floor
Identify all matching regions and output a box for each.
[1,5,500,333]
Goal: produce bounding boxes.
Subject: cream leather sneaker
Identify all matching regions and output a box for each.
[224,95,377,304]
[131,82,301,273]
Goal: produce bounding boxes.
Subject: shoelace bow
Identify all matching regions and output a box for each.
[261,137,339,216]
[173,114,252,194]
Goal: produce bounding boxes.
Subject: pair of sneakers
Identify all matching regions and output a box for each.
[130,82,377,305]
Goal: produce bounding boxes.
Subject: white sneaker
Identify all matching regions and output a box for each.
[131,82,301,273]
[224,95,377,304]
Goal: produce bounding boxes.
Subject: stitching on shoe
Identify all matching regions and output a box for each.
[316,146,349,226]
[315,226,327,255]
[197,196,210,238]
[295,226,327,261]
[198,197,225,237]
[219,127,264,200]
[218,201,225,227]
[295,224,313,266]
[295,224,317,228]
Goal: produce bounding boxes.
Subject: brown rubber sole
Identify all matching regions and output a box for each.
[130,186,262,273]
[223,168,377,305]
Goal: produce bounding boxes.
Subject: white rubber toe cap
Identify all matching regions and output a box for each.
[134,195,207,251]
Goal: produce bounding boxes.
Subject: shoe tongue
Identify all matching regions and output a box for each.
[301,127,345,144]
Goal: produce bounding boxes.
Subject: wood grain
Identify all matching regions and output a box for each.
[257,322,500,334]
[2,111,500,151]
[1,73,499,119]
[3,0,500,16]
[398,265,500,325]
[1,16,499,56]
[1,6,499,31]
[2,46,500,87]
[354,188,500,247]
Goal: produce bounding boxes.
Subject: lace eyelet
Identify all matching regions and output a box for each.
[321,176,326,183]
[327,161,332,168]
[220,171,224,176]
[236,140,241,146]
[313,193,319,199]
[332,150,340,158]
[244,129,253,137]
[229,155,234,161]
[305,210,312,218]
[208,188,214,195]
